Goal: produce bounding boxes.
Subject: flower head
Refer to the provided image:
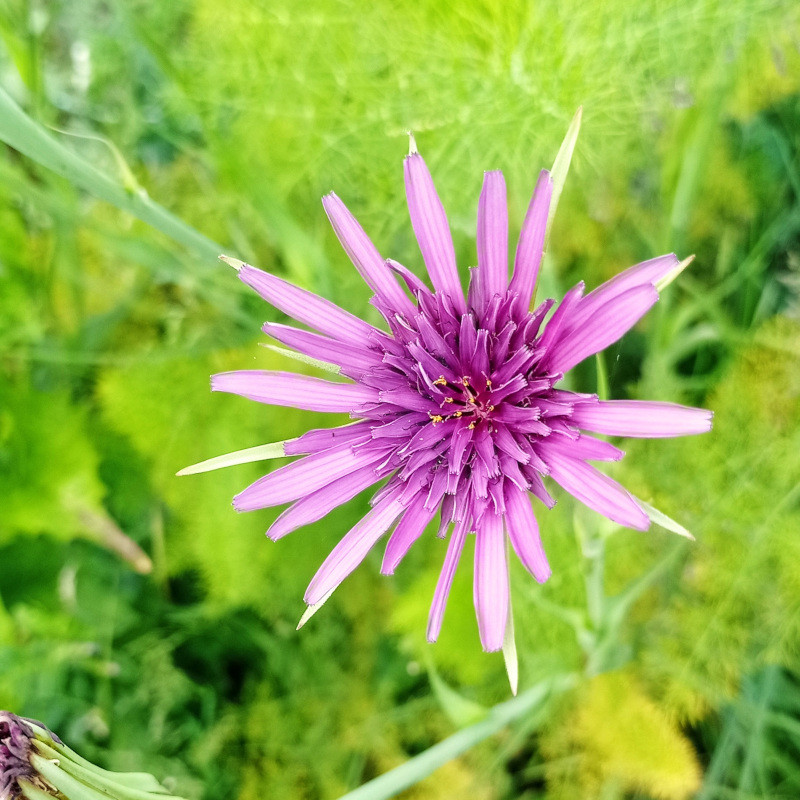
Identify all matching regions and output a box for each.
[0,710,186,800]
[1,713,40,800]
[188,139,711,653]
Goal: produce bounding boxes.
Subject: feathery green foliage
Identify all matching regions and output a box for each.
[0,0,799,798]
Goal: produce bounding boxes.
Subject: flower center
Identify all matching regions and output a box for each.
[429,375,496,428]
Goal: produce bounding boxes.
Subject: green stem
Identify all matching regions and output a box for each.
[336,674,577,800]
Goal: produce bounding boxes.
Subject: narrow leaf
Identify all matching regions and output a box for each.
[0,86,221,260]
[426,660,488,727]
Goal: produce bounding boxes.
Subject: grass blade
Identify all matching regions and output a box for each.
[0,86,222,261]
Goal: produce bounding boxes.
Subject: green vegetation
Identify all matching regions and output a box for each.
[0,0,798,797]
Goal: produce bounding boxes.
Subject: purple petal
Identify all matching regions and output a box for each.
[473,511,509,652]
[426,517,469,643]
[267,466,385,540]
[527,471,556,508]
[539,432,625,462]
[477,170,509,303]
[286,421,372,455]
[239,265,375,346]
[493,424,530,464]
[234,441,390,511]
[537,281,585,352]
[564,254,680,335]
[304,495,406,604]
[509,170,552,315]
[387,258,430,296]
[322,193,417,318]
[544,451,650,530]
[571,399,713,438]
[263,322,382,378]
[381,493,437,575]
[504,484,550,583]
[424,466,449,510]
[212,371,378,413]
[404,152,466,313]
[546,283,659,374]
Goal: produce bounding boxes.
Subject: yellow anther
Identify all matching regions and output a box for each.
[468,421,476,429]
[486,379,492,388]
[454,411,462,417]
[488,405,495,411]
[433,376,447,386]
[430,414,444,424]
[461,376,471,386]
[444,396,454,403]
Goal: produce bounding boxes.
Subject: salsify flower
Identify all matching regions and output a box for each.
[1,710,186,800]
[181,132,712,657]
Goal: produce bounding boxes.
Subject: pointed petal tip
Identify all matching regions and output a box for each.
[655,254,696,292]
[219,254,246,272]
[534,564,552,584]
[407,131,418,155]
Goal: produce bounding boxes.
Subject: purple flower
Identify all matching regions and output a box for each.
[1,710,185,800]
[0,712,54,800]
[195,146,712,653]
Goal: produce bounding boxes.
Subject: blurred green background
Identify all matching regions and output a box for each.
[1,0,799,797]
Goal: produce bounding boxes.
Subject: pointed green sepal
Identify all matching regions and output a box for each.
[218,254,247,271]
[655,254,695,292]
[297,588,336,629]
[177,440,289,476]
[636,498,696,540]
[262,344,342,375]
[545,106,582,248]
